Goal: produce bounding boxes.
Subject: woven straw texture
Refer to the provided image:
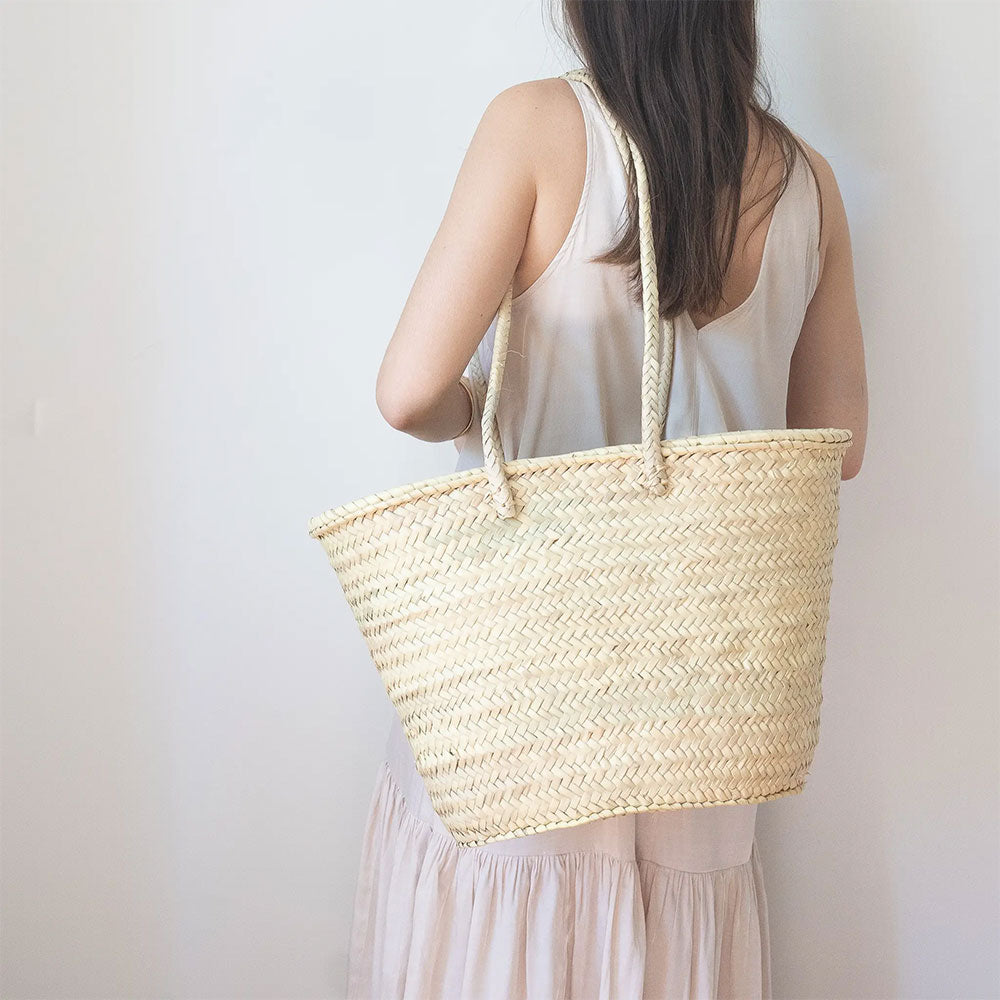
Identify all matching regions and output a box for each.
[308,70,852,847]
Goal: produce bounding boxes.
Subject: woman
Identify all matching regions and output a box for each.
[360,2,868,997]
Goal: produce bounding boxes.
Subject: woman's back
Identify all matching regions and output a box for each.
[455,75,821,473]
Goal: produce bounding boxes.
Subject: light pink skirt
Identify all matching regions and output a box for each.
[346,715,772,1000]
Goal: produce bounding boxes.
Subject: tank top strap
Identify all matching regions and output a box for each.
[748,145,822,326]
[558,76,634,272]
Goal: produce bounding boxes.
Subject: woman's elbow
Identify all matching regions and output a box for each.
[841,437,866,480]
[839,385,869,481]
[376,384,417,432]
[375,371,434,433]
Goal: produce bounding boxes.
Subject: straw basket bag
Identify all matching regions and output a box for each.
[308,69,852,848]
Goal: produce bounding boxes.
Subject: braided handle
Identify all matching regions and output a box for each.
[471,68,673,519]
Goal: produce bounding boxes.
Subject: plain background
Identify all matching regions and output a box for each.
[2,1,998,997]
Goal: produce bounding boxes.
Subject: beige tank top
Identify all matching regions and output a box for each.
[455,75,821,474]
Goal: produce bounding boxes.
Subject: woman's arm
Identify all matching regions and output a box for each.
[787,145,869,480]
[374,84,544,443]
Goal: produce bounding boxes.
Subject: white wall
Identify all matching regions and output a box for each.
[757,4,999,998]
[1,2,996,998]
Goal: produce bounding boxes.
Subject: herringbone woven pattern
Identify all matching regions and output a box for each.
[308,70,852,847]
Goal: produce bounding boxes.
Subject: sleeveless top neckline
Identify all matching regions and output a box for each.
[456,76,821,474]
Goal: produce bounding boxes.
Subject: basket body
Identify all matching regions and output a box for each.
[309,428,851,847]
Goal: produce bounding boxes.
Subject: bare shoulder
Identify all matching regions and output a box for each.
[475,78,583,165]
[483,77,580,125]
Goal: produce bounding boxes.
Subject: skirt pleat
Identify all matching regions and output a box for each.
[347,761,771,1000]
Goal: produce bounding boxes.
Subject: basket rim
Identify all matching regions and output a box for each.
[307,426,852,538]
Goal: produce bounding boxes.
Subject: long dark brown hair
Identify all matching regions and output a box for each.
[558,0,816,321]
